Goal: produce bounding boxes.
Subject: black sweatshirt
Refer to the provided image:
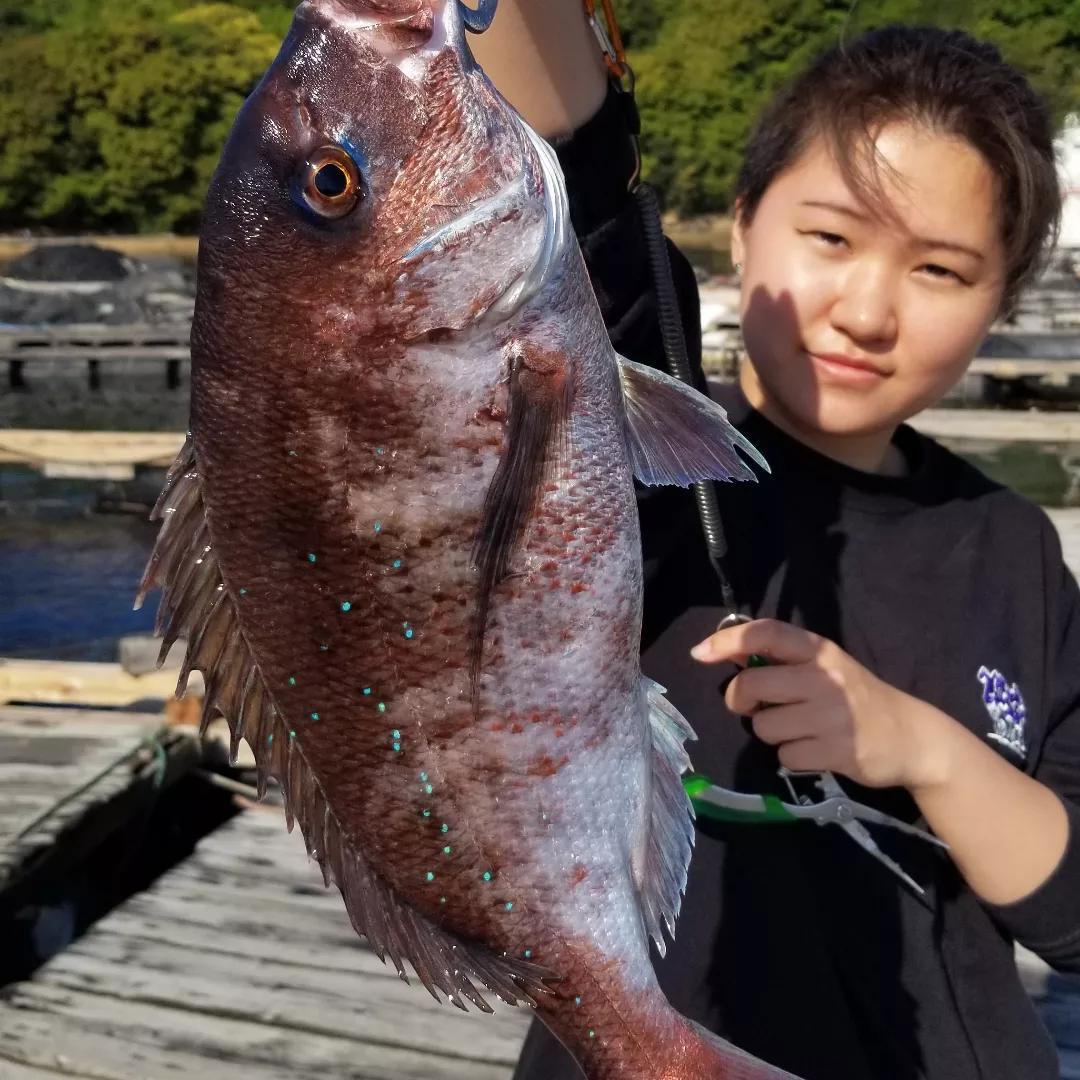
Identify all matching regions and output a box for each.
[512,88,1080,1080]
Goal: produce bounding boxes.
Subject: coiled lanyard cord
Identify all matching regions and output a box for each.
[584,1,738,613]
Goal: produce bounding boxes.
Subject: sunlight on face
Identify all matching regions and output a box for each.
[732,122,1007,468]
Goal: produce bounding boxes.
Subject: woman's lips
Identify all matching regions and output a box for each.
[807,350,888,385]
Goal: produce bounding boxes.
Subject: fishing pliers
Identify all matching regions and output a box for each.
[684,768,948,895]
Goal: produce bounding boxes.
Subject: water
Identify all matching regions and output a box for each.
[0,507,159,661]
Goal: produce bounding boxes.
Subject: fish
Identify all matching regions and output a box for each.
[137,1,799,1077]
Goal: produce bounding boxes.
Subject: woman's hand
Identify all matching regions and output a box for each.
[467,0,609,139]
[691,617,1071,907]
[691,618,955,792]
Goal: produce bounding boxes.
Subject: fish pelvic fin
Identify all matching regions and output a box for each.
[637,678,697,957]
[617,355,769,487]
[138,437,550,1013]
[469,340,571,713]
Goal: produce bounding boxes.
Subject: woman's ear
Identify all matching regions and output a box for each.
[731,197,747,272]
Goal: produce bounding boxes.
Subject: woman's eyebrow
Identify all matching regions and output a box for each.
[798,199,985,260]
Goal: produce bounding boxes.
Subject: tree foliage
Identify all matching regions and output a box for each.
[0,1,280,232]
[0,0,1077,230]
[631,0,1080,214]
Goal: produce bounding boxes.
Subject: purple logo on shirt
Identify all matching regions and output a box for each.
[976,666,1028,758]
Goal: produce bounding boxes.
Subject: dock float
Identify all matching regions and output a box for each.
[0,430,184,481]
[0,808,532,1080]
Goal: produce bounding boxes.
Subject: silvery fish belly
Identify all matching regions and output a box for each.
[139,2,797,1077]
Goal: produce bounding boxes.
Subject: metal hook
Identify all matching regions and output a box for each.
[458,0,497,33]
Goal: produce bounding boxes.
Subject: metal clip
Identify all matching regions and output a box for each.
[459,0,498,34]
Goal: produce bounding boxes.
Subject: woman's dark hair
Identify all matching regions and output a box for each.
[735,26,1061,310]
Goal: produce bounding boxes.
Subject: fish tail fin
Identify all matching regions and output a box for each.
[682,1018,804,1079]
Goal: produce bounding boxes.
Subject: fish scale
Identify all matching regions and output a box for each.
[138,1,799,1076]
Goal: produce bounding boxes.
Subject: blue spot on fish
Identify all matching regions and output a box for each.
[308,553,317,563]
[393,559,402,569]
[426,871,434,882]
[311,712,320,721]
[341,601,352,612]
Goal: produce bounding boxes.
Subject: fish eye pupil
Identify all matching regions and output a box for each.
[314,163,349,199]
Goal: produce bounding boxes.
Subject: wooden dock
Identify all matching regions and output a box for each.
[2,408,1079,482]
[0,807,533,1080]
[2,324,191,395]
[0,706,199,920]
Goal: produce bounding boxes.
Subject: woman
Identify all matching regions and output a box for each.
[472,9,1077,1080]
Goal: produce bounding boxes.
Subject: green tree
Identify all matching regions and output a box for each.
[632,0,1080,215]
[0,2,279,232]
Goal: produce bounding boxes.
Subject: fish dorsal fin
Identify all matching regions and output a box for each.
[636,677,697,956]
[137,437,547,1012]
[617,355,769,487]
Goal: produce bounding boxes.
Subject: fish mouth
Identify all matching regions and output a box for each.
[295,0,462,81]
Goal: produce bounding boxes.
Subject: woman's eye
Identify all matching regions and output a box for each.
[800,230,847,249]
[298,145,364,220]
[919,263,965,284]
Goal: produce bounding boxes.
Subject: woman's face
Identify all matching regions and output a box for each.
[732,122,1006,465]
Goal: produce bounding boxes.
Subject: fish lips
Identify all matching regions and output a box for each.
[294,0,474,78]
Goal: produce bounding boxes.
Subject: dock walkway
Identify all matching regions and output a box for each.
[0,706,198,920]
[0,807,532,1080]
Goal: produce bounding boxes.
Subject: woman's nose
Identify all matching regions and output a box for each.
[828,265,899,345]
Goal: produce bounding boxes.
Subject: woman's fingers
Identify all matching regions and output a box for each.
[691,618,824,667]
[724,662,827,715]
[776,737,836,774]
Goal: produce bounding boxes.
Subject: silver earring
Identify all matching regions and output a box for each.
[734,262,743,273]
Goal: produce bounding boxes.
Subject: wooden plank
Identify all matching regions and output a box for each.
[0,236,200,262]
[968,357,1080,378]
[0,660,202,709]
[0,707,200,913]
[909,408,1080,443]
[0,431,184,471]
[2,348,189,362]
[0,810,531,1080]
[0,1059,75,1080]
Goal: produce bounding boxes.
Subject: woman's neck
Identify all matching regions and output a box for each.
[739,362,908,477]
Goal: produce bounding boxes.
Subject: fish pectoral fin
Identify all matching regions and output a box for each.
[470,340,571,705]
[139,437,551,1014]
[636,677,697,957]
[617,355,769,487]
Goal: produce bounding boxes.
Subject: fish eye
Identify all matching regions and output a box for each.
[299,146,363,220]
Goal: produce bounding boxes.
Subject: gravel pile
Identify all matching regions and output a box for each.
[0,243,195,327]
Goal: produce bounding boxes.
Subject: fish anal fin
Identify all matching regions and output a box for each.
[470,340,571,708]
[636,677,697,956]
[618,355,769,487]
[139,445,550,1011]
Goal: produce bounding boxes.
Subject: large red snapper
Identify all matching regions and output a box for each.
[139,2,797,1077]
